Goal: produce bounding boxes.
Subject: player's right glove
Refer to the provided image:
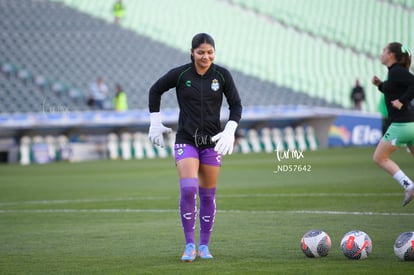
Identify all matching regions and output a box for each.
[148,112,172,148]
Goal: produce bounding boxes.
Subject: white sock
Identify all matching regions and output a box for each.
[393,170,413,190]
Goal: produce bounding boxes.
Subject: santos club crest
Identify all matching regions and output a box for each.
[211,79,219,91]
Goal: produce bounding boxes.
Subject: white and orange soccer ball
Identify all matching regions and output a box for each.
[340,230,372,260]
[394,232,414,261]
[301,229,331,258]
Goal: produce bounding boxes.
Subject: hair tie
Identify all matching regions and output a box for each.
[401,45,411,56]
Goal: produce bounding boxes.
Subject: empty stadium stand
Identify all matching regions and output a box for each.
[52,0,412,112]
[0,0,342,115]
[1,0,412,115]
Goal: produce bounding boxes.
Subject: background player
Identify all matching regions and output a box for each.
[372,42,414,206]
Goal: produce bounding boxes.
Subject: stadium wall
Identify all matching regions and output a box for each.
[0,106,382,164]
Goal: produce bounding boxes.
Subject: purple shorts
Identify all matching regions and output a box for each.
[174,144,222,167]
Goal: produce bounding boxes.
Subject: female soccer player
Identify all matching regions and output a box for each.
[148,33,242,261]
[372,42,414,206]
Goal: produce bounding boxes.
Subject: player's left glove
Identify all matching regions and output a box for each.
[211,120,238,155]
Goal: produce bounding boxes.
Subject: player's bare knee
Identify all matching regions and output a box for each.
[373,154,385,166]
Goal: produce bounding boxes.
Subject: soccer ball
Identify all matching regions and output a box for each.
[301,229,331,258]
[394,232,414,261]
[340,230,372,260]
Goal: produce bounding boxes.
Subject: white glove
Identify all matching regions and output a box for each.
[211,120,238,155]
[148,112,172,148]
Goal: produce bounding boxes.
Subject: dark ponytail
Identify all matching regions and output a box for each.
[388,42,412,69]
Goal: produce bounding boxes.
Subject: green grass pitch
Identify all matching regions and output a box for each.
[1,147,413,274]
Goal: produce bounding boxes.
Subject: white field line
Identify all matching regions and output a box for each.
[0,209,413,216]
[0,193,401,207]
[1,193,410,216]
[0,196,174,207]
[218,193,402,198]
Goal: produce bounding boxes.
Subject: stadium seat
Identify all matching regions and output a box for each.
[271,128,285,151]
[107,133,119,160]
[120,132,132,160]
[261,127,275,153]
[283,127,297,151]
[247,129,262,153]
[19,136,31,165]
[133,132,145,160]
[143,140,156,159]
[295,126,308,151]
[306,126,318,151]
[236,136,251,154]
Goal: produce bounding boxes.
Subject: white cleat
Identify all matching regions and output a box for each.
[402,187,414,207]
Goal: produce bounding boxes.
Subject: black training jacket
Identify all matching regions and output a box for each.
[149,63,242,147]
[378,63,414,123]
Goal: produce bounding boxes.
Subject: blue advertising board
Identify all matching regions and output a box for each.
[328,114,382,147]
